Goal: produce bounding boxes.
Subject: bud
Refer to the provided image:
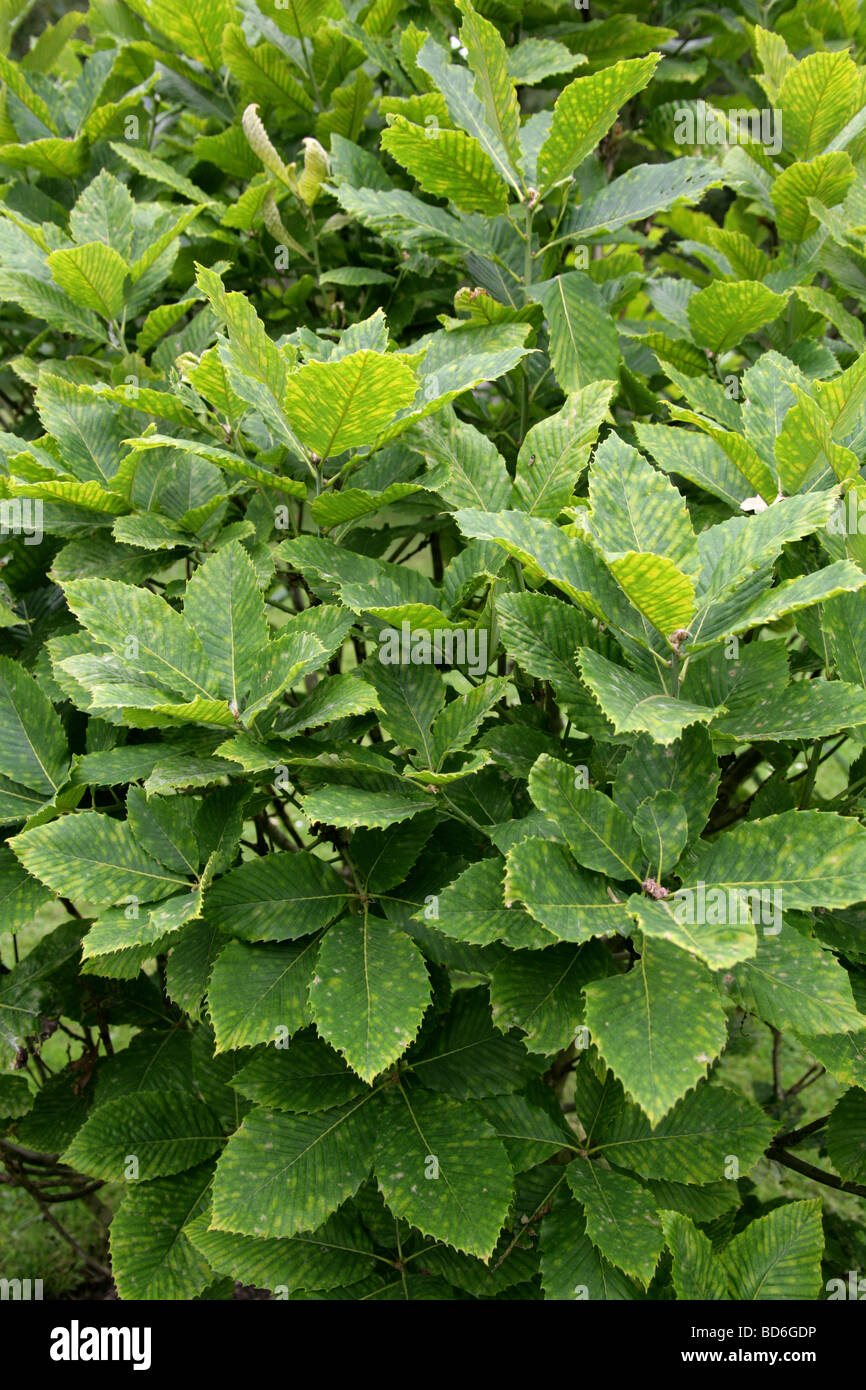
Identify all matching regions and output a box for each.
[242,104,294,189]
[297,137,329,206]
[262,189,291,244]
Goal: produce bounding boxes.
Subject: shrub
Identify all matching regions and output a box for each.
[1,0,866,1302]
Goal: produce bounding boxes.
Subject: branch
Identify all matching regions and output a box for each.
[770,1027,784,1100]
[774,1115,830,1149]
[1,1156,110,1277]
[0,1136,59,1165]
[767,1144,866,1199]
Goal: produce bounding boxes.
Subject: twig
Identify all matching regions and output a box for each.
[784,1065,825,1100]
[773,1115,829,1149]
[1,1159,110,1277]
[770,1026,785,1100]
[767,1144,866,1199]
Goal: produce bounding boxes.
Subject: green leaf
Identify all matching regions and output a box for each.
[490,942,607,1054]
[599,1083,773,1184]
[62,577,212,702]
[0,1073,33,1120]
[692,562,866,651]
[185,1208,377,1294]
[10,810,188,906]
[687,281,787,355]
[771,153,856,243]
[0,657,68,795]
[566,1158,664,1287]
[528,753,643,880]
[352,814,437,896]
[507,39,586,87]
[690,493,839,624]
[0,923,82,1055]
[628,891,756,972]
[380,117,508,216]
[710,679,866,743]
[428,679,505,770]
[222,25,314,114]
[230,1028,368,1113]
[309,484,419,531]
[408,986,537,1098]
[478,1088,575,1171]
[309,916,431,1082]
[0,50,57,129]
[430,856,553,949]
[588,432,699,577]
[530,273,620,392]
[578,648,722,745]
[182,541,269,708]
[777,50,861,161]
[721,1200,824,1300]
[0,847,52,932]
[825,1088,866,1183]
[660,1211,728,1300]
[457,0,523,174]
[208,939,317,1052]
[283,674,382,737]
[69,170,135,258]
[775,389,858,495]
[127,785,199,875]
[635,421,752,510]
[0,270,105,341]
[361,659,444,763]
[609,552,696,636]
[374,1089,513,1258]
[82,887,204,959]
[299,782,438,831]
[415,409,512,513]
[495,592,611,736]
[0,136,88,177]
[211,1098,378,1238]
[416,37,520,195]
[47,242,130,319]
[283,349,418,459]
[505,838,636,943]
[35,375,131,485]
[728,923,862,1036]
[536,55,660,192]
[633,792,688,879]
[135,0,234,70]
[540,1201,642,1301]
[514,381,614,520]
[110,1163,217,1301]
[206,851,348,942]
[584,937,727,1123]
[336,182,495,261]
[568,157,721,239]
[63,1092,223,1180]
[454,509,636,631]
[691,810,866,915]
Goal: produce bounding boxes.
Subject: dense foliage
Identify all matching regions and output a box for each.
[2,0,866,1302]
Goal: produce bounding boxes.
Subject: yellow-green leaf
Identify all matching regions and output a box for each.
[47,242,130,320]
